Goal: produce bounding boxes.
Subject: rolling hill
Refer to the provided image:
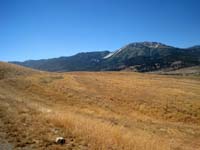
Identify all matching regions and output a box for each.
[0,61,200,149]
[12,51,110,72]
[11,42,200,72]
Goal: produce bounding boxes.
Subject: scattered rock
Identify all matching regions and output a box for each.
[55,137,65,145]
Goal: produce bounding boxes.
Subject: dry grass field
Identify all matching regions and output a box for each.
[0,61,200,150]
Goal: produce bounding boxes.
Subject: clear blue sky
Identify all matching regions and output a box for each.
[0,0,200,61]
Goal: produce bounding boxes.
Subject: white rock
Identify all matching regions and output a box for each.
[55,137,65,145]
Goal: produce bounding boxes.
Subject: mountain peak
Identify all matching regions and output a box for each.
[126,41,173,49]
[103,41,173,59]
[11,42,200,72]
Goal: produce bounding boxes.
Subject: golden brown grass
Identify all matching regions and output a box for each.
[0,62,200,149]
[47,111,169,150]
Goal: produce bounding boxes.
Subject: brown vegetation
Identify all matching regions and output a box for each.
[0,62,200,149]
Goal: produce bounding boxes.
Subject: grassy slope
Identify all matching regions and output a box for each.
[0,62,200,150]
[154,66,200,75]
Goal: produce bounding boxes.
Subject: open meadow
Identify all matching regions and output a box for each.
[0,62,199,150]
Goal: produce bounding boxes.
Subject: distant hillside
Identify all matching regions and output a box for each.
[11,42,200,72]
[12,51,110,72]
[102,42,200,72]
[151,66,200,75]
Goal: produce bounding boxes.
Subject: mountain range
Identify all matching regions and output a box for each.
[11,42,200,72]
